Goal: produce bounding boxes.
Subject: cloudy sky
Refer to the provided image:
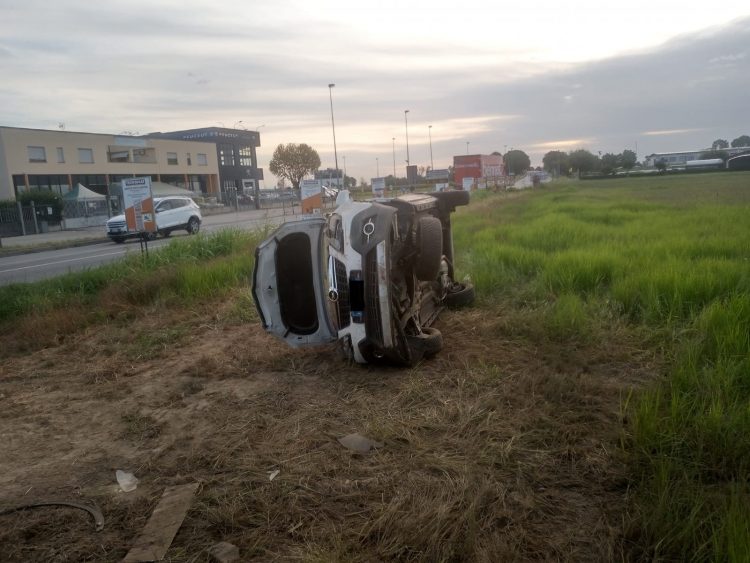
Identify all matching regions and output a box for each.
[1,0,749,183]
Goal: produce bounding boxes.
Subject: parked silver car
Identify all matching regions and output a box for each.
[106,196,202,243]
[252,190,474,365]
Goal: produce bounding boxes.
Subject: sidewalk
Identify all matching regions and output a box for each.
[0,206,299,251]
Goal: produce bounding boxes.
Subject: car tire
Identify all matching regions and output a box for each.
[161,230,172,238]
[146,231,158,241]
[187,217,200,235]
[111,236,126,244]
[406,326,443,363]
[445,282,475,307]
[415,216,443,281]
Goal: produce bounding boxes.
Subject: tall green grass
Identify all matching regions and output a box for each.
[0,229,260,322]
[452,173,750,561]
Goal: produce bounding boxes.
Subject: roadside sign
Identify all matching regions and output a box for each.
[371,177,386,197]
[122,177,156,233]
[426,169,450,180]
[300,179,322,214]
[462,177,475,190]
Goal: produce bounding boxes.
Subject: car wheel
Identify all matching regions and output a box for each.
[187,217,200,235]
[145,231,158,241]
[111,236,126,244]
[161,230,171,238]
[414,216,443,281]
[406,326,443,363]
[445,282,475,307]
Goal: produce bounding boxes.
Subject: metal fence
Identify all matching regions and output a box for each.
[61,197,114,229]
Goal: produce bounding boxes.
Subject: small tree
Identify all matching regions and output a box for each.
[567,149,600,175]
[620,149,637,170]
[504,149,531,175]
[699,149,729,161]
[600,153,620,175]
[269,143,321,189]
[711,139,729,150]
[731,135,750,148]
[542,150,568,176]
[655,159,668,173]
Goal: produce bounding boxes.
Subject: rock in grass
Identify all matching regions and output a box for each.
[338,433,383,453]
[209,541,240,563]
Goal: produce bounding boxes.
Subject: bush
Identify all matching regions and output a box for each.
[17,190,63,222]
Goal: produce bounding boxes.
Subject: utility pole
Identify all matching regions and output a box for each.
[428,125,434,171]
[328,83,339,186]
[392,137,396,178]
[404,110,410,166]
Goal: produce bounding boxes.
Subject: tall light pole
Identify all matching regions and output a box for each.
[428,125,434,171]
[466,141,470,155]
[343,155,347,186]
[404,110,410,166]
[376,157,380,177]
[328,83,339,186]
[392,137,396,178]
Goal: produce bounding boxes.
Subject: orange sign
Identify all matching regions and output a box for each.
[122,177,156,233]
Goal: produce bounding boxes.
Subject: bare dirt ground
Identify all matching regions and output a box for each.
[0,290,660,561]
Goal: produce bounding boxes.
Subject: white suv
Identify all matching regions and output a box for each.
[252,190,474,365]
[106,196,202,243]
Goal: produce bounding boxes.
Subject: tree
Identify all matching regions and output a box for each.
[600,153,620,175]
[655,159,668,173]
[542,150,568,176]
[699,149,729,161]
[268,143,321,189]
[504,149,531,175]
[567,149,600,175]
[731,135,750,148]
[620,149,637,170]
[711,139,729,150]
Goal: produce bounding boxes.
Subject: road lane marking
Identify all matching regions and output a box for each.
[0,248,141,274]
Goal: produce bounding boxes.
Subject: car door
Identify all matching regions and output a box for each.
[155,199,177,229]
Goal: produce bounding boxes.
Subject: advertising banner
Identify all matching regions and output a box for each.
[300,179,322,214]
[371,177,386,197]
[122,177,156,233]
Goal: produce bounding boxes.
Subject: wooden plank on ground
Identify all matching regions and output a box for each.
[122,483,199,562]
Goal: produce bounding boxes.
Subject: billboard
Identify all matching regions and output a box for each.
[300,179,322,214]
[426,169,450,180]
[371,177,386,197]
[122,177,156,233]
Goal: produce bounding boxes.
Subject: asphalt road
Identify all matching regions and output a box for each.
[0,212,288,286]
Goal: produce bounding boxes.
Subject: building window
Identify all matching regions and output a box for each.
[238,146,254,167]
[186,153,192,166]
[28,146,47,163]
[167,152,178,165]
[56,147,65,163]
[197,153,208,166]
[108,148,131,163]
[78,148,94,164]
[219,144,235,166]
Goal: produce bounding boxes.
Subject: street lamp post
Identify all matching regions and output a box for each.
[428,125,434,171]
[404,110,410,166]
[376,157,379,177]
[466,141,470,155]
[392,137,396,178]
[343,155,347,187]
[328,83,340,186]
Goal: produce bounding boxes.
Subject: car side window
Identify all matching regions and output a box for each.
[156,201,171,212]
[172,199,187,208]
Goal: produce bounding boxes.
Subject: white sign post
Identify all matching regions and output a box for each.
[122,177,156,254]
[371,177,386,197]
[300,179,323,214]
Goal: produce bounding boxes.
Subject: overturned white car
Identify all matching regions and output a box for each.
[252,191,474,365]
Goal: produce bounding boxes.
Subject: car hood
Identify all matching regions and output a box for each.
[107,213,126,224]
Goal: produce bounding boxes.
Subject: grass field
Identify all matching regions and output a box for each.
[0,172,748,561]
[455,172,750,561]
